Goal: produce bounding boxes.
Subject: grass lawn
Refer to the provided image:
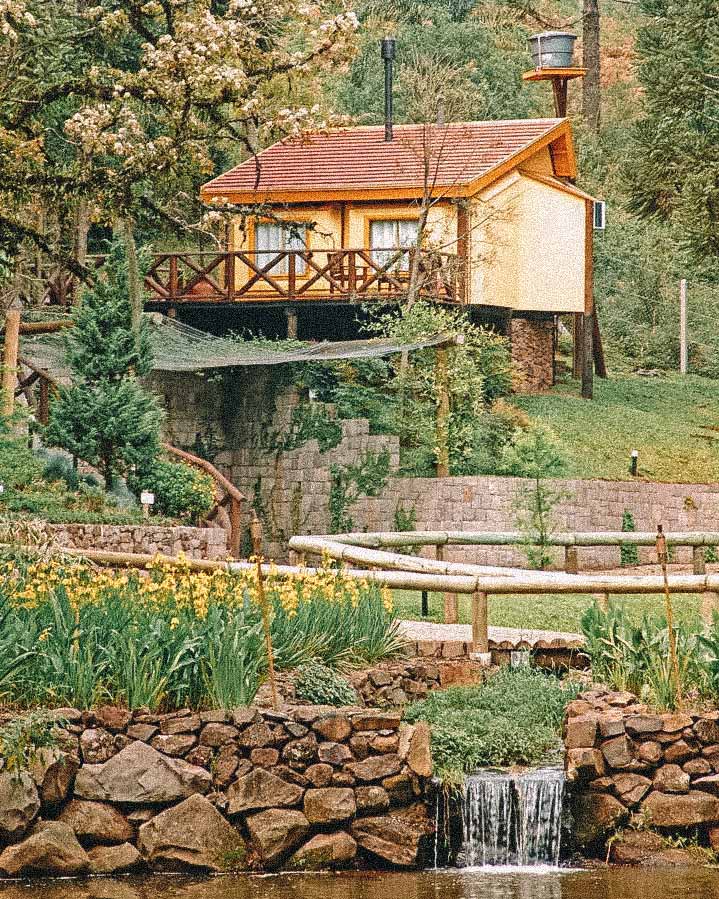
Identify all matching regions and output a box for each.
[514,373,719,483]
[393,589,703,633]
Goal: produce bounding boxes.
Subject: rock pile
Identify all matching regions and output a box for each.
[0,705,434,878]
[565,687,719,855]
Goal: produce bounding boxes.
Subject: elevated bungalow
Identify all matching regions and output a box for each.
[190,117,597,392]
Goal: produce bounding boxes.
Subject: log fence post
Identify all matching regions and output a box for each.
[471,590,491,665]
[564,545,579,574]
[693,546,706,576]
[436,543,458,624]
[2,309,20,417]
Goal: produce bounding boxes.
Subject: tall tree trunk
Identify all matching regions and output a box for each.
[73,200,89,307]
[582,0,601,133]
[119,218,142,334]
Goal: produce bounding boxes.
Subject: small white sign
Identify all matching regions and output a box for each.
[140,491,155,506]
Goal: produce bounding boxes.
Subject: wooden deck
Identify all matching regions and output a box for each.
[44,248,464,308]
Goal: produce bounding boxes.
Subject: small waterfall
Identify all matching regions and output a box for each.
[461,767,565,868]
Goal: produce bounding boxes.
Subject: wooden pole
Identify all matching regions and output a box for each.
[693,545,706,576]
[471,590,489,655]
[2,309,21,417]
[250,512,278,711]
[229,497,242,559]
[582,198,595,399]
[657,525,682,707]
[435,346,450,478]
[680,278,688,375]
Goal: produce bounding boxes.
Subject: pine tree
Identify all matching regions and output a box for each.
[45,243,163,488]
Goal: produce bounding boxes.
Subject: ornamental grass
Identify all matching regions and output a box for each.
[0,553,404,712]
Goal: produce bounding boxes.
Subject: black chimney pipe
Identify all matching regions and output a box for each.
[381,37,396,142]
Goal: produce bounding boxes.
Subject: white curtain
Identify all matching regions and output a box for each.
[370,219,418,270]
[255,222,307,274]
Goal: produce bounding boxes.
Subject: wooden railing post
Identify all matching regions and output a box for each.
[226,252,236,303]
[229,496,242,559]
[168,255,179,302]
[347,251,357,296]
[694,546,706,576]
[288,253,296,300]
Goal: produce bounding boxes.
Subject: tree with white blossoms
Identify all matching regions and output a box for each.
[0,0,358,320]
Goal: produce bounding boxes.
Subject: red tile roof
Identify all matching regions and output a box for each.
[201,119,574,203]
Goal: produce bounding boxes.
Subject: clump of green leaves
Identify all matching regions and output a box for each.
[293,660,358,706]
[620,510,640,567]
[128,459,215,524]
[329,450,390,533]
[501,425,568,570]
[582,601,705,710]
[405,667,581,784]
[0,710,66,778]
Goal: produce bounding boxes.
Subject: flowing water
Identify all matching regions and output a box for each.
[0,869,718,899]
[460,768,565,867]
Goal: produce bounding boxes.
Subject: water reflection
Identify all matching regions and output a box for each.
[1,868,719,899]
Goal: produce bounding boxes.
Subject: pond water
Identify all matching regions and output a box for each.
[0,869,717,899]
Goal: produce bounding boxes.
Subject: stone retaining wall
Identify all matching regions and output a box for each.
[0,704,434,878]
[564,688,719,858]
[45,524,229,561]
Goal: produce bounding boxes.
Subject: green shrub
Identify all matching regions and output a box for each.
[405,667,581,784]
[620,510,640,566]
[581,601,705,709]
[129,460,215,524]
[293,660,358,706]
[0,711,67,777]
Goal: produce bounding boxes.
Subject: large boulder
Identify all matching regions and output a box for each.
[226,769,303,816]
[246,809,310,867]
[59,799,134,845]
[74,740,211,804]
[571,793,628,848]
[304,788,356,825]
[88,842,142,875]
[29,748,79,807]
[137,794,247,872]
[288,832,357,870]
[642,790,719,828]
[0,772,40,842]
[351,812,425,868]
[0,822,89,876]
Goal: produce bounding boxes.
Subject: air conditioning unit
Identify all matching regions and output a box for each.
[593,200,606,231]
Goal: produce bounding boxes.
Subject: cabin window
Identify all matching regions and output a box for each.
[254,222,308,275]
[370,219,419,270]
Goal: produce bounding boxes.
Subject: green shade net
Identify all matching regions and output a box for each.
[20,314,453,380]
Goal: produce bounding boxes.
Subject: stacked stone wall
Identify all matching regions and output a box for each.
[0,704,434,878]
[565,688,719,858]
[44,524,228,561]
[509,314,555,393]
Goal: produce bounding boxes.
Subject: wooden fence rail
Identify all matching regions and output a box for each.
[289,530,719,659]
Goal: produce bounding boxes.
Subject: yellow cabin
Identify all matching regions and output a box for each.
[196,117,596,392]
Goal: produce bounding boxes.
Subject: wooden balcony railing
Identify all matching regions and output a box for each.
[43,248,464,307]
